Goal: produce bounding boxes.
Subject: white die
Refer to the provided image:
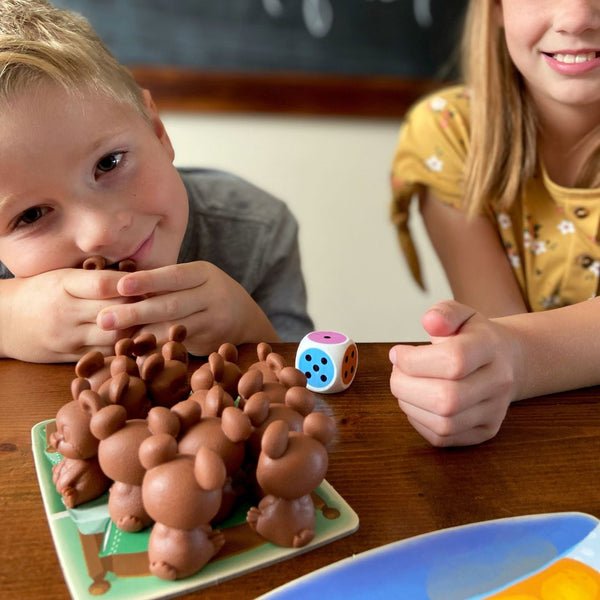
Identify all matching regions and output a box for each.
[295,331,358,393]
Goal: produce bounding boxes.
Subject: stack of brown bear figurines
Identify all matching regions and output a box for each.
[48,326,336,581]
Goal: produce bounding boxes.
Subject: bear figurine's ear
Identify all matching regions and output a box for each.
[278,366,307,389]
[140,352,165,381]
[265,352,286,374]
[139,432,178,470]
[71,377,91,401]
[303,412,336,448]
[261,420,290,459]
[218,342,238,364]
[89,404,127,441]
[75,350,105,378]
[169,324,187,343]
[147,406,181,437]
[256,342,273,363]
[284,386,316,417]
[106,371,129,404]
[221,406,252,443]
[243,392,270,427]
[208,352,224,381]
[114,337,134,358]
[194,446,227,491]
[162,324,188,364]
[171,398,202,432]
[109,355,132,377]
[238,369,263,400]
[203,385,227,418]
[162,341,188,364]
[78,388,109,416]
[132,332,157,357]
[190,366,214,392]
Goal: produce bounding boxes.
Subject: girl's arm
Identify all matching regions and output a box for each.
[389,297,600,447]
[419,189,527,317]
[389,189,600,446]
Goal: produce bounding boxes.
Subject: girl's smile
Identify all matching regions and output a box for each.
[542,49,600,75]
[499,0,600,121]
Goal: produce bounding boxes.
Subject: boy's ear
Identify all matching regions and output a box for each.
[141,89,175,161]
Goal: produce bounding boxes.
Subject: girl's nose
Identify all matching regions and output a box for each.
[74,208,133,254]
[554,0,600,35]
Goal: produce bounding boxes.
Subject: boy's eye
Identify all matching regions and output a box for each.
[96,152,124,173]
[14,206,49,229]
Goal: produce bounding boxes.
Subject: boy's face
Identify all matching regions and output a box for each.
[0,83,188,277]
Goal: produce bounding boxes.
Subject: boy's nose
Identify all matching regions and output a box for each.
[75,209,133,254]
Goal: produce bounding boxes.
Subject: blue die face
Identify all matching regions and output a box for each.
[297,348,335,389]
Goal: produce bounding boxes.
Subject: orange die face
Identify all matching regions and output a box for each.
[341,344,358,385]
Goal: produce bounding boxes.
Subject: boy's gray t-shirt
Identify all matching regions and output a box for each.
[177,168,313,341]
[0,168,313,342]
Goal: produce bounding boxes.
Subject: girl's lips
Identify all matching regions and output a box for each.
[542,51,600,75]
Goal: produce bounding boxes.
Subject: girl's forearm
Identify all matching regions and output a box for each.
[499,298,600,400]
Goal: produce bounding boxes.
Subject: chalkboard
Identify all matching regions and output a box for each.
[52,0,469,117]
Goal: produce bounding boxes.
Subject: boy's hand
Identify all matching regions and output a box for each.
[389,300,521,447]
[0,269,131,362]
[97,261,279,356]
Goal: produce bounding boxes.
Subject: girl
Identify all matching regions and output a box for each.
[388,0,600,446]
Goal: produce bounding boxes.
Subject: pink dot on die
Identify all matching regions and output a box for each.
[307,331,348,344]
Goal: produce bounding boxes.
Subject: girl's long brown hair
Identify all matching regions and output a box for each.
[460,0,599,217]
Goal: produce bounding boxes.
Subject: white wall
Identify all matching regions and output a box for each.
[162,111,452,342]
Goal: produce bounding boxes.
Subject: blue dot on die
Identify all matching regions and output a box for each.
[297,348,334,388]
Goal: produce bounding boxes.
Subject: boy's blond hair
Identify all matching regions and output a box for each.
[0,0,146,114]
[461,0,600,217]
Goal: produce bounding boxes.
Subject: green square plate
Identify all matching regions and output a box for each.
[32,419,359,600]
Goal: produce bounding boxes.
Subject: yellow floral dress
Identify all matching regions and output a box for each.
[390,85,600,311]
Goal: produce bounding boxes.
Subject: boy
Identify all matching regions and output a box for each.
[0,0,313,362]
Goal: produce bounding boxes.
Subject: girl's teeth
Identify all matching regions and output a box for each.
[553,52,596,63]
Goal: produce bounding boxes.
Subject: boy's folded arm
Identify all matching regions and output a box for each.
[0,271,128,363]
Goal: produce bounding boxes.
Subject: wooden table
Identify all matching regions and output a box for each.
[2,342,599,599]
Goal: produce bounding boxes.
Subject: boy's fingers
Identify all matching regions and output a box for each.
[63,269,124,299]
[117,263,210,296]
[97,289,203,330]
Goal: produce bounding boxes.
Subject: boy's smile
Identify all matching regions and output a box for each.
[0,83,188,277]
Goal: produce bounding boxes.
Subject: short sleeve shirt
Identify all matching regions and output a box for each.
[390,85,600,311]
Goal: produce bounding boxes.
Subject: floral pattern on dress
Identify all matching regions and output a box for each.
[557,220,575,235]
[390,84,600,310]
[425,154,443,173]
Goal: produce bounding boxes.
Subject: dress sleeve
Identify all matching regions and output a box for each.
[390,86,471,288]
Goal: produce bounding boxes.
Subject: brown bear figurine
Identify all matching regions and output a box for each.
[89,405,179,532]
[247,412,335,548]
[139,433,227,580]
[50,385,112,508]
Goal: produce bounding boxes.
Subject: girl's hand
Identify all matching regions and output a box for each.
[97,261,279,356]
[0,269,130,362]
[388,300,522,447]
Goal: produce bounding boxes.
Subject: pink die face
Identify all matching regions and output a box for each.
[296,331,357,394]
[307,332,348,345]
